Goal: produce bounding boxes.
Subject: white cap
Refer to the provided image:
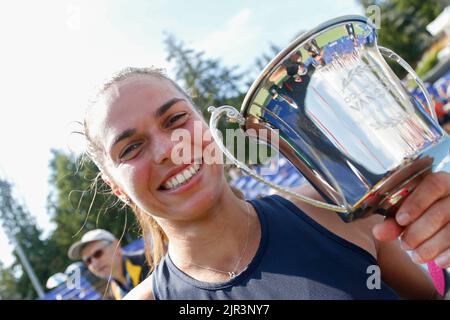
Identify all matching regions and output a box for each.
[68,229,116,260]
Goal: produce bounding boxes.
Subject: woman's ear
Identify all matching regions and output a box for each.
[101,174,128,200]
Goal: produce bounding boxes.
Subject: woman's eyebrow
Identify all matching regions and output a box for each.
[109,128,137,153]
[154,97,186,118]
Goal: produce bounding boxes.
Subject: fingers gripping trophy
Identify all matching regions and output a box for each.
[208,16,450,294]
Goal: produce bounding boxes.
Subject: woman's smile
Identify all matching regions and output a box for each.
[157,160,205,194]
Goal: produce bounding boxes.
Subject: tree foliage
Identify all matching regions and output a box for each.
[165,35,247,119]
[0,179,50,299]
[46,150,140,271]
[359,0,447,76]
[0,261,21,300]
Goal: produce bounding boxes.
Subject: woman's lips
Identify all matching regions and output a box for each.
[158,157,203,188]
[158,161,204,194]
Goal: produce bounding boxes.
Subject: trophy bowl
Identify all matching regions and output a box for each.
[208,15,450,223]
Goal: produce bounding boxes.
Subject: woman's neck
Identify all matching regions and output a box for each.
[160,186,260,280]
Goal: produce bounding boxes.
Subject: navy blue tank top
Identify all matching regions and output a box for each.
[151,195,399,299]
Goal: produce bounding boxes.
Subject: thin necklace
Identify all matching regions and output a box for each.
[188,202,252,278]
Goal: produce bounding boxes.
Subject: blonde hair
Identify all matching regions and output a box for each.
[131,206,167,272]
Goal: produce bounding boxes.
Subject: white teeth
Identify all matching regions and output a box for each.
[176,174,185,184]
[182,170,192,181]
[170,177,178,187]
[162,164,201,190]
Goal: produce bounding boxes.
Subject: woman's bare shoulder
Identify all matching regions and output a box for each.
[122,275,154,300]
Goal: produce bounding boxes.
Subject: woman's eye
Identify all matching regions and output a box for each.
[165,112,187,128]
[119,142,142,161]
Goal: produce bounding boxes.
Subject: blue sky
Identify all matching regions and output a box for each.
[0,0,365,266]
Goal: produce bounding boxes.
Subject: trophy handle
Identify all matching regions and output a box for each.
[378,46,438,122]
[207,105,349,213]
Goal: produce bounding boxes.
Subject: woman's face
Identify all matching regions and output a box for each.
[89,76,226,221]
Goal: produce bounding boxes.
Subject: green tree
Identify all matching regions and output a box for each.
[165,35,247,119]
[359,0,446,76]
[0,262,21,300]
[0,179,49,299]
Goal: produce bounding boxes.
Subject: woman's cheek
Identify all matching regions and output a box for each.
[121,161,151,200]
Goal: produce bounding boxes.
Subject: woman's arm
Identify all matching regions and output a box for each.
[122,275,154,300]
[376,238,437,299]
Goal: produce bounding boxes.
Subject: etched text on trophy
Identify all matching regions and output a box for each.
[339,62,409,130]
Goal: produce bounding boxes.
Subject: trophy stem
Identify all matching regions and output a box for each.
[374,166,431,217]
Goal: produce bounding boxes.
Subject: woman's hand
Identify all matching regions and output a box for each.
[372,172,450,268]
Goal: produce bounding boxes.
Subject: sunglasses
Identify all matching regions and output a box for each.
[82,242,111,265]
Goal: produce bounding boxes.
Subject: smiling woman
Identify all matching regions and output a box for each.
[81,66,447,300]
[85,68,195,272]
[83,67,232,276]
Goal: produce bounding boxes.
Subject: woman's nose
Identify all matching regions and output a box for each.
[151,134,175,165]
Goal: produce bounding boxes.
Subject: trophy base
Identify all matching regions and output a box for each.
[344,135,450,222]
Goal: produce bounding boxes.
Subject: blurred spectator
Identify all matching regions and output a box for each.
[68,229,150,299]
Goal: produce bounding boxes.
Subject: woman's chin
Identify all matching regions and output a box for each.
[162,184,224,220]
[175,187,222,213]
